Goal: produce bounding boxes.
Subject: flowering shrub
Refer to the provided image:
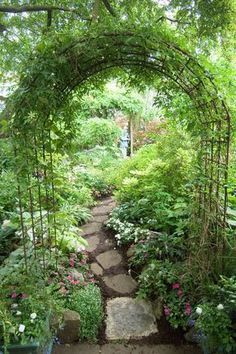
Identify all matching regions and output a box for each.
[106,212,149,245]
[137,259,194,328]
[0,248,102,348]
[0,274,54,349]
[194,303,236,353]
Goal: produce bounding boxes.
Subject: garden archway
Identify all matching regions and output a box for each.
[3,27,231,271]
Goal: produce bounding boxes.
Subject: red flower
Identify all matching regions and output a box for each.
[185,302,192,316]
[172,283,180,289]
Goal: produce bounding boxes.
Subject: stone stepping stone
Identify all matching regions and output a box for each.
[81,222,101,236]
[103,274,137,294]
[86,235,100,252]
[101,197,114,205]
[96,250,122,269]
[92,214,108,223]
[106,297,158,340]
[92,204,114,216]
[91,262,103,276]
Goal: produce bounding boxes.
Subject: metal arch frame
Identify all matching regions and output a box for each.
[7,29,231,271]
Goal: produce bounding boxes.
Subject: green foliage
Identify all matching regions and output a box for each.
[67,284,103,341]
[0,0,234,349]
[71,83,160,123]
[0,139,14,172]
[130,232,186,267]
[168,0,235,39]
[114,131,195,198]
[109,130,195,236]
[0,226,18,264]
[195,303,236,353]
[76,118,121,150]
[0,171,18,223]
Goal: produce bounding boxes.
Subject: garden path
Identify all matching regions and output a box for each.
[53,197,201,354]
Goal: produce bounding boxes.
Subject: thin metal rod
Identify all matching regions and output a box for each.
[13,144,28,272]
[33,133,46,271]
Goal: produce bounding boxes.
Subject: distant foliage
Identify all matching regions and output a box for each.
[76,118,121,150]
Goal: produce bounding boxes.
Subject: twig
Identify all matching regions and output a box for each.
[157,16,190,25]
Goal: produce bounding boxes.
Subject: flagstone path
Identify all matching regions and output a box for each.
[53,197,201,354]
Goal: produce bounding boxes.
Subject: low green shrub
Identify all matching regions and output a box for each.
[67,284,103,341]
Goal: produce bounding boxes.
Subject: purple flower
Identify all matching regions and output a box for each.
[164,305,171,317]
[188,319,195,327]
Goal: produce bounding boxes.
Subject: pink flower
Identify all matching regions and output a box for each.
[164,306,171,317]
[172,283,180,289]
[21,293,28,299]
[69,259,75,267]
[177,289,183,298]
[11,292,17,299]
[67,275,73,281]
[185,302,192,316]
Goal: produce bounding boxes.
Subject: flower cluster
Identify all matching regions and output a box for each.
[107,216,149,246]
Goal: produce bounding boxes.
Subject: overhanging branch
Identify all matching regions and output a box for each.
[0,5,89,20]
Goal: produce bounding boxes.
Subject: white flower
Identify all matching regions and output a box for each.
[196,307,203,315]
[2,219,11,229]
[30,313,37,320]
[11,303,18,309]
[77,245,86,253]
[16,311,22,316]
[217,304,224,310]
[19,324,25,333]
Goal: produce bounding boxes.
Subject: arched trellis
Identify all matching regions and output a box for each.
[3,28,231,273]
